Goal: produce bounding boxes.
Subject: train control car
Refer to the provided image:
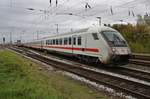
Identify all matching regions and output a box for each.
[24,26,131,66]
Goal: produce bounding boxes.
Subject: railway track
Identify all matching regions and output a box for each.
[9,46,150,99]
[15,46,150,83]
[132,54,150,61]
[130,54,150,66]
[108,67,150,82]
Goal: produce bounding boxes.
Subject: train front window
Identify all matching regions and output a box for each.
[92,33,99,40]
[101,31,127,47]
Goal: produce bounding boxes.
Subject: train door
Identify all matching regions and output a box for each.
[84,33,87,53]
[78,34,87,55]
[72,34,87,55]
[72,35,76,54]
[41,40,44,49]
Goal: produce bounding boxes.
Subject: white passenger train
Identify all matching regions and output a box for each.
[24,26,131,66]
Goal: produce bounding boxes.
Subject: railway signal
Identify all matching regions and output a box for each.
[97,17,101,26]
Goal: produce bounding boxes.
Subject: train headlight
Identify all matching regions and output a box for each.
[112,48,116,52]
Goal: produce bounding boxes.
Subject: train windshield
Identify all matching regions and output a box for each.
[101,31,127,47]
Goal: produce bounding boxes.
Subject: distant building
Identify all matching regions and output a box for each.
[14,40,21,45]
[17,40,21,44]
[144,15,150,25]
[137,15,146,25]
[137,14,150,25]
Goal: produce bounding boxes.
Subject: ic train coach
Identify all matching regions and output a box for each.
[24,26,131,66]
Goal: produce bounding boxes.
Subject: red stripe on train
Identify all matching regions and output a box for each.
[44,45,99,52]
[30,45,99,53]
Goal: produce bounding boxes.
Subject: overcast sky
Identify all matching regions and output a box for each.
[0,0,150,43]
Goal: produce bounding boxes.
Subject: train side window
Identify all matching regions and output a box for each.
[50,40,53,45]
[46,40,48,45]
[58,39,60,45]
[47,40,49,45]
[73,37,76,45]
[64,38,67,45]
[53,39,56,45]
[48,40,50,45]
[52,40,53,45]
[61,39,63,45]
[55,39,56,45]
[92,33,99,40]
[60,39,62,45]
[56,39,58,45]
[69,37,72,45]
[49,40,51,45]
[66,38,69,45]
[78,36,82,45]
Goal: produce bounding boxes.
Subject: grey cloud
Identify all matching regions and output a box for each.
[0,0,149,43]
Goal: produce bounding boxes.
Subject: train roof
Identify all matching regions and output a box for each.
[39,26,116,40]
[41,28,89,40]
[92,25,116,32]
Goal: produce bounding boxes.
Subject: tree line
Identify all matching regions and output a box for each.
[112,24,150,53]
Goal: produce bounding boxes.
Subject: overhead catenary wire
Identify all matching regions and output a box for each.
[1,0,150,38]
[77,0,150,17]
[77,0,150,21]
[33,0,144,30]
[17,0,150,28]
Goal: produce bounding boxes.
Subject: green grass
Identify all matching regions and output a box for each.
[0,50,108,99]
